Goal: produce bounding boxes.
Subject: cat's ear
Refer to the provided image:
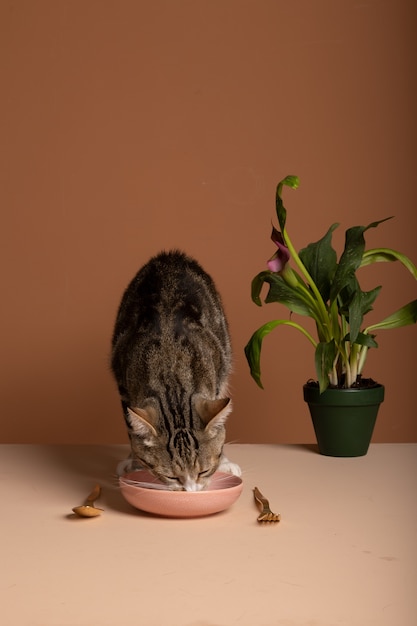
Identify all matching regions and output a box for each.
[126,406,158,437]
[196,397,232,436]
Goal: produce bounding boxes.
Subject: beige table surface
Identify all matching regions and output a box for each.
[0,443,416,626]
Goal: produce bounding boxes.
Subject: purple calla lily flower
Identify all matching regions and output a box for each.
[267,226,290,272]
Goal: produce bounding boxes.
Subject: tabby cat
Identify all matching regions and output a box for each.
[111,250,240,491]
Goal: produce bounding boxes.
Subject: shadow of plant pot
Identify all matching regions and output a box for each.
[303,383,385,457]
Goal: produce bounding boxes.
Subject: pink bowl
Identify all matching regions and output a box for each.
[119,470,243,518]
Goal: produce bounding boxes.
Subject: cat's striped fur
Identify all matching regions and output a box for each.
[111,250,240,491]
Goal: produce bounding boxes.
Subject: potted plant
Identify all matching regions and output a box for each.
[245,175,417,456]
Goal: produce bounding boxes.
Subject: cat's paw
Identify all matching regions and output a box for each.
[218,455,242,477]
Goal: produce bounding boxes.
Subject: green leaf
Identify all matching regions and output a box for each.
[365,300,417,332]
[251,268,321,319]
[347,332,378,348]
[339,282,382,343]
[262,272,316,317]
[245,319,317,388]
[338,277,380,314]
[329,218,392,303]
[275,175,299,233]
[360,248,417,280]
[299,224,339,302]
[251,272,268,307]
[314,341,337,393]
[244,320,287,388]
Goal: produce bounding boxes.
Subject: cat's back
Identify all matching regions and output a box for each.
[135,250,220,309]
[111,251,231,400]
[113,250,226,331]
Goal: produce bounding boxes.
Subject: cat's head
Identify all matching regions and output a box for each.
[125,397,232,491]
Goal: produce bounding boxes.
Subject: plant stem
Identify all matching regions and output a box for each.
[282,320,318,348]
[289,271,329,332]
[345,351,353,387]
[282,227,331,340]
[329,354,339,386]
[349,344,359,386]
[357,343,368,376]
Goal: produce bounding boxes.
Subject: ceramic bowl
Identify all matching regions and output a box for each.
[119,470,243,518]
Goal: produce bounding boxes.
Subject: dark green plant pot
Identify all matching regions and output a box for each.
[303,383,385,457]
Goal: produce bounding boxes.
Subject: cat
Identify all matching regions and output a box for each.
[111,250,241,491]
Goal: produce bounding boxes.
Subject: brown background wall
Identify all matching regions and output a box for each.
[1,0,416,445]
